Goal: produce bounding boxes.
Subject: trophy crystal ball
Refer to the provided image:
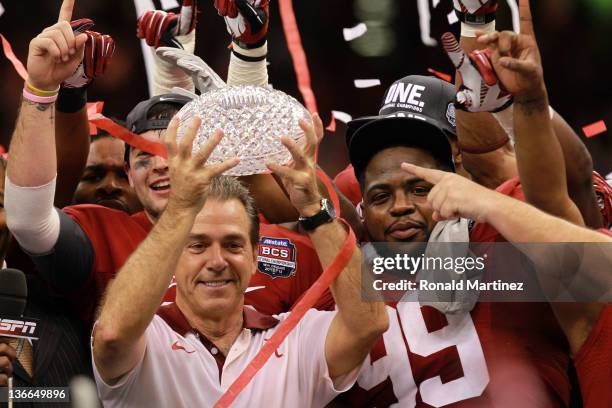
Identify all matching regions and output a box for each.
[175,86,312,176]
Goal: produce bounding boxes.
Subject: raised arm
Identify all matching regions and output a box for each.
[5,0,87,255]
[6,0,86,188]
[267,119,388,380]
[402,163,611,355]
[447,0,601,227]
[136,0,198,95]
[476,0,583,225]
[55,23,116,208]
[93,117,238,382]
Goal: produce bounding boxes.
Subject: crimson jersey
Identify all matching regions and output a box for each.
[63,205,155,321]
[334,164,362,206]
[572,228,612,408]
[574,305,612,408]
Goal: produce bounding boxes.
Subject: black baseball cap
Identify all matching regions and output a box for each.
[125,93,192,135]
[346,75,457,179]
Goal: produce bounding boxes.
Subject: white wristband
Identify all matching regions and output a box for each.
[461,21,496,38]
[5,175,60,255]
[227,42,268,86]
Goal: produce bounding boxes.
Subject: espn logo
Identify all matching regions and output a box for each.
[0,317,39,341]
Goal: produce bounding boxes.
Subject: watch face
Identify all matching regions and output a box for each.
[323,198,337,218]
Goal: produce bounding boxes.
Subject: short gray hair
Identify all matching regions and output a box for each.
[206,176,260,246]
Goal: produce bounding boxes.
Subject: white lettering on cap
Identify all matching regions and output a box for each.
[384,83,427,108]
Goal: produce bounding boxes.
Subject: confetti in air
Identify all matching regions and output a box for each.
[427,68,452,83]
[354,79,382,88]
[582,120,607,138]
[343,23,367,41]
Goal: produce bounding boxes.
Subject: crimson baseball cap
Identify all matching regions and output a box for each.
[346,75,457,179]
[126,93,192,135]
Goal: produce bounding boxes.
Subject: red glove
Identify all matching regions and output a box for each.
[213,0,269,47]
[137,0,198,49]
[63,20,115,89]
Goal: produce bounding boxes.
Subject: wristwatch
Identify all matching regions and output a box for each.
[298,198,336,231]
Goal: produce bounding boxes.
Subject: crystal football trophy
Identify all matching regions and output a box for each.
[175,85,312,176]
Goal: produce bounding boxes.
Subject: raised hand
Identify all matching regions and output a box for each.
[442,32,512,112]
[27,0,88,91]
[137,0,198,49]
[475,0,545,103]
[213,0,269,47]
[63,20,115,89]
[266,113,323,217]
[163,117,239,213]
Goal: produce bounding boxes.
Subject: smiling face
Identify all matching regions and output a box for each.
[175,198,258,321]
[73,136,142,214]
[362,146,440,243]
[126,129,170,222]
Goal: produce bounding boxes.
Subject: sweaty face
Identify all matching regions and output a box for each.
[175,199,257,320]
[127,129,170,221]
[362,146,439,243]
[73,137,142,214]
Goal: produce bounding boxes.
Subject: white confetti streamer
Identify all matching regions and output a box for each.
[506,0,520,33]
[417,0,437,46]
[160,0,180,10]
[354,79,381,88]
[606,171,612,181]
[343,23,367,42]
[447,10,458,25]
[331,111,353,123]
[0,2,4,18]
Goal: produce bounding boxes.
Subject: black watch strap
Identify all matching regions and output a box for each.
[455,10,496,25]
[299,199,336,231]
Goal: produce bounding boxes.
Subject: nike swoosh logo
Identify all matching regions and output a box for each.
[245,286,266,293]
[171,341,195,354]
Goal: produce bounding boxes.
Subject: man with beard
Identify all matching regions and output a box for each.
[329,73,571,407]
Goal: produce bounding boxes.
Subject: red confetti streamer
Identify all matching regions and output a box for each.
[582,120,607,138]
[1,33,27,80]
[326,114,336,132]
[87,101,105,135]
[214,221,356,408]
[89,114,167,159]
[427,68,452,83]
[278,0,318,114]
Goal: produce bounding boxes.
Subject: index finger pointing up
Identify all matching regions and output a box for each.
[58,0,75,23]
[519,0,535,37]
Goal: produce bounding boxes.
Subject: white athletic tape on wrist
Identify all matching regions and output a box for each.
[460,21,495,38]
[228,42,268,86]
[152,30,196,96]
[5,176,60,255]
